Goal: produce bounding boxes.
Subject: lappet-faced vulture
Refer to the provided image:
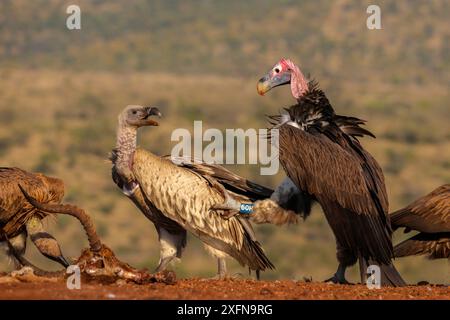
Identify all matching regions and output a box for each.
[256,58,406,286]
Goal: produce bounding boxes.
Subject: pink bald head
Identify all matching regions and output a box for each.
[279,59,308,99]
[257,58,308,100]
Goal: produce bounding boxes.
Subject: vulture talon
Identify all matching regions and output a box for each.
[154,256,174,273]
[324,274,353,285]
[324,263,353,285]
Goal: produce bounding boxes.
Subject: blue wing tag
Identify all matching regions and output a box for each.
[239,203,254,214]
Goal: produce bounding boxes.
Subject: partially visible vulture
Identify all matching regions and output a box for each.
[256,58,406,286]
[0,168,69,269]
[391,184,449,260]
[112,105,275,278]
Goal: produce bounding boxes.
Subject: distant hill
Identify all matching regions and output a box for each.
[0,0,448,82]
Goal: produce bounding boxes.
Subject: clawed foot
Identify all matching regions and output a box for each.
[154,256,174,273]
[324,274,353,285]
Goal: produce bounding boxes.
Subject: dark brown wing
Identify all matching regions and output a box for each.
[278,125,388,216]
[334,115,376,139]
[391,184,450,233]
[164,155,273,201]
[278,125,393,263]
[394,232,450,259]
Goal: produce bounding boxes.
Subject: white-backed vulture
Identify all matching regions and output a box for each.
[0,168,69,269]
[112,105,274,278]
[391,184,449,260]
[111,148,188,272]
[256,58,405,286]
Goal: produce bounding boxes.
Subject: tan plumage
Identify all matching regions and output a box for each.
[111,151,188,272]
[394,233,450,260]
[391,184,449,233]
[134,149,274,272]
[250,199,299,225]
[114,105,274,276]
[0,167,69,268]
[0,167,64,238]
[111,106,189,272]
[170,156,299,225]
[391,184,450,260]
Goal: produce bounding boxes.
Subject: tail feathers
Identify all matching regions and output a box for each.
[359,258,407,287]
[394,237,427,258]
[243,234,275,272]
[197,230,275,273]
[379,263,407,287]
[334,115,376,138]
[237,216,275,271]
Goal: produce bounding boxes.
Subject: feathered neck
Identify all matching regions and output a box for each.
[293,81,335,117]
[268,81,375,140]
[113,123,137,169]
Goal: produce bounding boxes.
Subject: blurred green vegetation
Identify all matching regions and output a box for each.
[0,0,448,284]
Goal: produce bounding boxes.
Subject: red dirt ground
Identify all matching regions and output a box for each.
[0,278,448,300]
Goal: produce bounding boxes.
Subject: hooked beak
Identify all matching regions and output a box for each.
[143,106,162,126]
[257,72,291,96]
[127,106,162,127]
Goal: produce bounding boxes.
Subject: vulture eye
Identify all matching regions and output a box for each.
[274,67,281,74]
[132,110,137,115]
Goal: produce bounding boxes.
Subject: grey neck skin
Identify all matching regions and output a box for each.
[115,122,138,179]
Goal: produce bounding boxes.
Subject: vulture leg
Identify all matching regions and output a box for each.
[155,227,187,272]
[201,245,231,280]
[4,231,27,269]
[208,190,241,219]
[155,257,173,273]
[217,258,227,278]
[325,241,356,285]
[325,263,352,285]
[26,215,70,268]
[201,258,231,281]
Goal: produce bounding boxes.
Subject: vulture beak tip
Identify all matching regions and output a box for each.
[257,79,269,96]
[143,107,162,126]
[147,106,162,118]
